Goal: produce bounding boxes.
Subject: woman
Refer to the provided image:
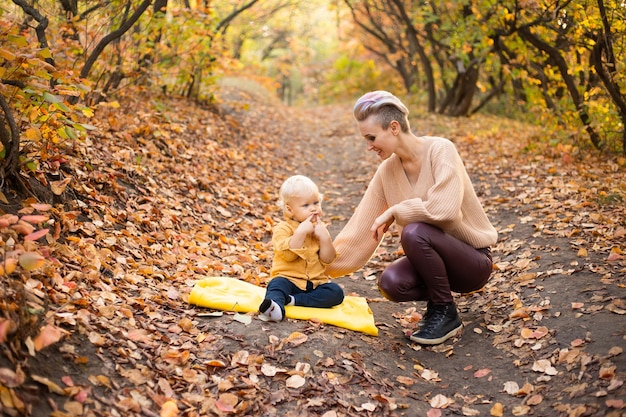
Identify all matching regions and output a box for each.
[326,91,497,345]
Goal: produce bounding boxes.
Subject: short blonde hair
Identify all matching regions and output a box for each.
[278,175,321,209]
[353,90,410,133]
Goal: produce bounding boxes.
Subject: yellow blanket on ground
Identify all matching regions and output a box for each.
[188,276,378,336]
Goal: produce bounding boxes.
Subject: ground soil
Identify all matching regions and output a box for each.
[1,84,625,417]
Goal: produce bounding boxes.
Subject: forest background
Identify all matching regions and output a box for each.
[0,0,625,416]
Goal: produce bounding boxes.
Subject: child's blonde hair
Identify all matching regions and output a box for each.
[278,175,321,209]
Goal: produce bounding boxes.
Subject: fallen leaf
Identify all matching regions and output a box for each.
[0,367,25,388]
[427,409,442,417]
[285,331,308,346]
[18,252,46,271]
[50,177,72,195]
[31,375,65,394]
[473,368,491,378]
[215,393,238,412]
[490,402,504,416]
[286,374,306,388]
[33,325,65,351]
[532,359,558,375]
[430,393,452,408]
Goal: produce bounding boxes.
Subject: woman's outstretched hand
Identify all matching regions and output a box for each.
[371,209,395,240]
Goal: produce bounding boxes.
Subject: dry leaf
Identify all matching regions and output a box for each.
[18,252,45,271]
[474,368,491,378]
[50,177,72,195]
[286,374,306,388]
[490,402,504,416]
[215,393,238,412]
[285,331,308,346]
[430,394,452,408]
[160,400,178,417]
[33,325,65,351]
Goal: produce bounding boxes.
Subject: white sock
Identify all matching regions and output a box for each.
[287,295,295,306]
[260,299,283,322]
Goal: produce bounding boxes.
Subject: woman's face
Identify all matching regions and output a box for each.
[358,116,397,160]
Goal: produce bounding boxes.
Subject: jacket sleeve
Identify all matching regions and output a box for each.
[326,171,388,278]
[391,141,464,229]
[272,223,300,262]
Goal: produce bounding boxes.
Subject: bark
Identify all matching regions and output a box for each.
[518,26,603,150]
[79,0,153,80]
[0,94,20,177]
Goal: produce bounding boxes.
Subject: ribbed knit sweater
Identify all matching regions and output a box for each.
[326,136,498,278]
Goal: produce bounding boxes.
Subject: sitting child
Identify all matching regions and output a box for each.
[259,175,344,321]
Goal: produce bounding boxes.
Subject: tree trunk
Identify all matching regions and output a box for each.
[518,26,603,150]
[79,0,153,81]
[439,60,479,117]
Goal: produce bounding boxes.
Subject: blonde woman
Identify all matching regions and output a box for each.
[327,91,497,345]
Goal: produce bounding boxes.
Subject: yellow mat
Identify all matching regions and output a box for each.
[188,276,378,336]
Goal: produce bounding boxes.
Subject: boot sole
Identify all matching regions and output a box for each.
[409,323,463,345]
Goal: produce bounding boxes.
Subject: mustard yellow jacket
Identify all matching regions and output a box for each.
[270,219,332,290]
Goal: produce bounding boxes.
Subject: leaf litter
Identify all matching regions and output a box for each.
[0,86,624,416]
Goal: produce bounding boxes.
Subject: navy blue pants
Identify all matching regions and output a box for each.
[265,277,344,315]
[378,223,493,304]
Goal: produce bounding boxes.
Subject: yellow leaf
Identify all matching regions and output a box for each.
[0,48,16,61]
[18,252,45,271]
[490,402,504,416]
[36,48,52,59]
[577,248,587,257]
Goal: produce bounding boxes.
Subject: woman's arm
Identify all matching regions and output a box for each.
[326,173,388,278]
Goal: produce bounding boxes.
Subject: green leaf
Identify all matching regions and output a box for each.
[43,92,62,103]
[8,34,28,48]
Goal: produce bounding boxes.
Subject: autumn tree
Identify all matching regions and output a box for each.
[341,0,626,154]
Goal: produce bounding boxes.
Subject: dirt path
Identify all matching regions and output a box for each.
[3,85,624,417]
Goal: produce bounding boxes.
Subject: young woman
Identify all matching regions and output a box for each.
[326,91,497,345]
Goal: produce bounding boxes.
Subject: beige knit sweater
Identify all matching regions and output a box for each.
[326,136,498,278]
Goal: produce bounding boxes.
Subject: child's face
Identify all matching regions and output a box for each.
[285,192,322,222]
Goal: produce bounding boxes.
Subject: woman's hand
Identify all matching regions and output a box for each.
[371,209,395,240]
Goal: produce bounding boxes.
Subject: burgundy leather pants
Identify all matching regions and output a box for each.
[377,223,493,304]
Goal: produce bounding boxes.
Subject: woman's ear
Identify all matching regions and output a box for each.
[390,120,401,135]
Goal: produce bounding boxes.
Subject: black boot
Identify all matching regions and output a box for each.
[410,302,462,345]
[417,300,435,330]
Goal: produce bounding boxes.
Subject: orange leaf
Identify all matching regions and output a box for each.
[0,319,16,343]
[285,331,308,346]
[473,368,491,378]
[607,247,622,261]
[215,393,238,412]
[20,215,49,224]
[0,258,18,275]
[50,178,71,195]
[160,400,178,417]
[490,402,504,416]
[33,325,64,351]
